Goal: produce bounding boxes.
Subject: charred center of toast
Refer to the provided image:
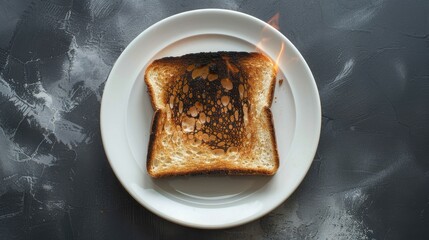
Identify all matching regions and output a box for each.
[166,54,250,153]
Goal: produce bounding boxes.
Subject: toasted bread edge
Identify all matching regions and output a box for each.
[146,110,162,177]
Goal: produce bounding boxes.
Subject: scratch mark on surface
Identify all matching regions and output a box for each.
[0,211,21,220]
[355,157,410,189]
[400,33,429,39]
[333,58,354,83]
[45,200,66,211]
[2,174,18,181]
[11,115,27,137]
[16,176,37,197]
[321,0,385,31]
[321,58,355,96]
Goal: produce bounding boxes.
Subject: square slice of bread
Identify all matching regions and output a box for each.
[145,52,279,178]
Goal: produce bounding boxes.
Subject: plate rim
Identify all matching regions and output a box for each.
[100,8,321,229]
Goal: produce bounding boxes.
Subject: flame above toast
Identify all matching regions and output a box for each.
[256,13,284,73]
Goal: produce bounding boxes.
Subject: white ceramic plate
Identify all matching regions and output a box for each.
[100,9,321,229]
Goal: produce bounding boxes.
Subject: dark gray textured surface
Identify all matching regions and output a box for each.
[0,0,428,239]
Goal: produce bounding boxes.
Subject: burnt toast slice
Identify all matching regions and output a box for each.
[145,52,279,178]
